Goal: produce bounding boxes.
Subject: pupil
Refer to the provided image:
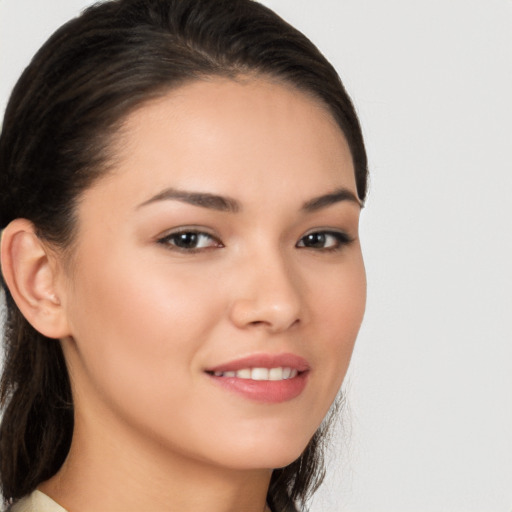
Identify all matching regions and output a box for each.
[176,232,198,248]
[305,233,325,248]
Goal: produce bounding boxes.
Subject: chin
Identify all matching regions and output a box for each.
[217,449,308,472]
[204,426,317,472]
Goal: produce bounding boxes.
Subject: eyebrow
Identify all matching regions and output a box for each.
[137,188,241,212]
[137,186,362,213]
[302,188,364,211]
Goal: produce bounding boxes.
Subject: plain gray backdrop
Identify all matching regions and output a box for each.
[1,1,511,511]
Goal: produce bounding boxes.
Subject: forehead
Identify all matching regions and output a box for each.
[89,77,356,211]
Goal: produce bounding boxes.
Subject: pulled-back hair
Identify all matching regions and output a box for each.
[0,0,368,509]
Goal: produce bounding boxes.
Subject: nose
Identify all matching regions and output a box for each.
[228,251,303,333]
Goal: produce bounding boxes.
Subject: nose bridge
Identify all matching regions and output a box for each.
[229,242,303,332]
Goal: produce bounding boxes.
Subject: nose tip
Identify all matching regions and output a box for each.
[228,262,303,333]
[229,298,301,333]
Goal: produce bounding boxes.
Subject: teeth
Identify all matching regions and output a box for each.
[236,368,252,379]
[268,367,283,381]
[251,368,269,380]
[212,367,298,381]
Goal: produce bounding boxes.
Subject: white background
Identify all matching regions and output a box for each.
[1,1,511,511]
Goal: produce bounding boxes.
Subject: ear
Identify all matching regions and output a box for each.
[1,218,71,339]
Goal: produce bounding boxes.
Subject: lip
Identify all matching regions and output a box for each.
[205,353,310,404]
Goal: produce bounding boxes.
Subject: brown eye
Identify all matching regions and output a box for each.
[158,230,222,251]
[173,232,201,249]
[301,232,328,248]
[297,231,352,250]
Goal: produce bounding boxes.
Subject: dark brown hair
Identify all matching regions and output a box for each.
[0,0,368,510]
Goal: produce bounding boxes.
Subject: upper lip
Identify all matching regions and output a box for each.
[205,353,310,373]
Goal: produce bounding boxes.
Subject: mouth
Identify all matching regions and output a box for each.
[207,367,299,381]
[204,353,310,403]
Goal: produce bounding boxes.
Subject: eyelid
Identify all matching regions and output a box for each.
[300,227,353,238]
[156,225,218,238]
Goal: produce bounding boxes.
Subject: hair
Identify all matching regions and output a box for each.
[0,0,368,510]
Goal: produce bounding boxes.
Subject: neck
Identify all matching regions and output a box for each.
[40,406,273,512]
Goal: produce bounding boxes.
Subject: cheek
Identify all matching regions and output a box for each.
[322,264,366,349]
[63,249,224,414]
[308,255,366,396]
[69,244,222,346]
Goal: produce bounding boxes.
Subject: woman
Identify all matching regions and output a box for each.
[0,0,368,510]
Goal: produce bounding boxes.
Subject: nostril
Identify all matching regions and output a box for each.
[247,318,300,331]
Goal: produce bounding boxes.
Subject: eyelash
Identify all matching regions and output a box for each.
[157,229,353,253]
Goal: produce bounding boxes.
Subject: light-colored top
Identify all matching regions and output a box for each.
[9,491,67,512]
[9,490,274,512]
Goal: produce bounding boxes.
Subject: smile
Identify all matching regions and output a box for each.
[211,367,299,381]
[205,353,310,403]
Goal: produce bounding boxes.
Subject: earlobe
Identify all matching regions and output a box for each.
[1,219,71,339]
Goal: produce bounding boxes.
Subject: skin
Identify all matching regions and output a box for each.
[35,77,366,512]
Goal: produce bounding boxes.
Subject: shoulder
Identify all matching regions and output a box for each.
[7,491,67,512]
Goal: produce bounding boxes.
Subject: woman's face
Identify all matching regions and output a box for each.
[58,77,366,470]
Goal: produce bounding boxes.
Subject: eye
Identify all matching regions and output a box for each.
[296,230,353,251]
[157,229,223,252]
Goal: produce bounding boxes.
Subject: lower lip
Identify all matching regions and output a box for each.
[207,372,309,403]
